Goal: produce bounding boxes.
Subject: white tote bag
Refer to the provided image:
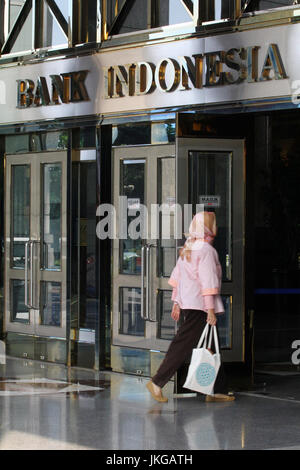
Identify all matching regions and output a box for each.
[183,323,221,396]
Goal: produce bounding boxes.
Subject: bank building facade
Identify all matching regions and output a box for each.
[0,0,299,388]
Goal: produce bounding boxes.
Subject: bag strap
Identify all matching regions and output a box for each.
[196,323,209,349]
[213,325,220,355]
[197,324,220,353]
[208,325,213,349]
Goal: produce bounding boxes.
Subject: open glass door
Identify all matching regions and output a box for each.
[177,138,245,362]
[5,152,67,360]
[112,145,176,376]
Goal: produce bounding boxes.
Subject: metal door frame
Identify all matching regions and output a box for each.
[4,151,67,339]
[112,144,176,352]
[177,137,245,362]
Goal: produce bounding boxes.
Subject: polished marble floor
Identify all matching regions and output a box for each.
[1,356,300,450]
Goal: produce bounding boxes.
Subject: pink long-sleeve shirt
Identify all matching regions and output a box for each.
[168,240,224,314]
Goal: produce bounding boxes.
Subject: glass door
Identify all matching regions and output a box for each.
[177,138,245,362]
[5,152,67,343]
[112,145,176,366]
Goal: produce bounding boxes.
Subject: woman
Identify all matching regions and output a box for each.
[146,211,235,403]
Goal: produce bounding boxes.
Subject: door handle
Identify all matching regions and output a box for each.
[31,241,40,310]
[42,241,48,270]
[146,244,156,323]
[141,244,157,322]
[146,245,151,322]
[30,241,34,309]
[25,241,31,309]
[141,245,147,320]
[226,253,231,280]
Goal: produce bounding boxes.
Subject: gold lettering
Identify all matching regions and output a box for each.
[69,71,89,102]
[245,46,260,83]
[33,77,50,107]
[260,44,288,81]
[16,79,35,108]
[50,74,70,105]
[103,66,113,99]
[224,48,244,84]
[205,52,226,87]
[112,65,135,98]
[134,62,156,96]
[154,58,181,93]
[177,55,203,90]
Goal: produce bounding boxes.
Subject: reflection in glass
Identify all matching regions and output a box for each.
[247,0,294,12]
[115,0,148,34]
[119,288,145,336]
[189,151,232,281]
[5,132,69,154]
[71,162,98,331]
[40,282,61,327]
[43,3,68,47]
[156,0,192,26]
[9,0,25,31]
[11,280,29,324]
[11,165,30,268]
[151,123,176,144]
[10,4,33,53]
[6,135,29,154]
[120,160,145,275]
[42,163,62,270]
[218,296,232,348]
[105,0,191,32]
[157,290,176,340]
[112,124,151,146]
[157,158,176,277]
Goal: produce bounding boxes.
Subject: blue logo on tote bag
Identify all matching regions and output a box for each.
[195,363,216,386]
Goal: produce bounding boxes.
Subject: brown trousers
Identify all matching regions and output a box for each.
[152,309,228,394]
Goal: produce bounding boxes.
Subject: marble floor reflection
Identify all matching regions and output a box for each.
[0,378,103,396]
[1,356,300,450]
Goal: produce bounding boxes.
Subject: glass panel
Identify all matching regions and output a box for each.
[71,161,98,336]
[112,124,151,146]
[179,0,292,22]
[189,151,232,281]
[247,0,294,12]
[106,0,126,29]
[10,5,33,53]
[52,0,69,21]
[11,165,30,268]
[29,132,69,152]
[43,131,69,151]
[254,113,300,362]
[6,135,29,154]
[218,296,232,348]
[5,132,69,154]
[120,159,145,275]
[42,163,62,270]
[156,0,192,26]
[157,290,176,340]
[157,157,176,277]
[40,282,61,327]
[10,280,29,323]
[43,3,67,48]
[119,287,145,336]
[71,163,80,329]
[151,123,176,144]
[73,127,96,149]
[9,0,25,30]
[0,154,4,335]
[117,0,148,34]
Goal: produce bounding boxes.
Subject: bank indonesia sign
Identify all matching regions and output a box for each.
[0,23,299,123]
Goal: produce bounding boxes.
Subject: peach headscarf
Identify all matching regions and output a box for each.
[180,211,217,261]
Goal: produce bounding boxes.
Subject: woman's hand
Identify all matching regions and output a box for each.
[207,309,217,326]
[171,303,180,322]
